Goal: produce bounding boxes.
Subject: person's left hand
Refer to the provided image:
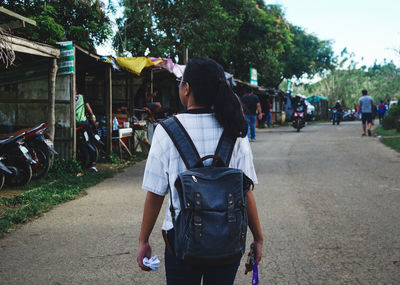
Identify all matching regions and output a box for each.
[257,113,263,120]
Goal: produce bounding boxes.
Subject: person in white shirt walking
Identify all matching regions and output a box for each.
[136,57,263,284]
[357,89,375,136]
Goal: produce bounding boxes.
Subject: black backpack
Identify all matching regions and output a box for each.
[160,116,253,264]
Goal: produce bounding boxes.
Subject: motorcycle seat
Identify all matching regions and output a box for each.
[25,123,46,135]
[0,132,25,145]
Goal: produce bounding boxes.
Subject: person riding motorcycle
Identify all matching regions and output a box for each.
[332,100,343,123]
[333,100,343,113]
[293,96,307,116]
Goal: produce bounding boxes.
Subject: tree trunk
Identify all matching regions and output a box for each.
[48,58,58,142]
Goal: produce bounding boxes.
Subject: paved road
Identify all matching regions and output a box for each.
[0,121,399,284]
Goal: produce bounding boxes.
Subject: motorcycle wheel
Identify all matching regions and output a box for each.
[0,173,5,190]
[77,144,90,168]
[29,144,51,180]
[296,120,301,132]
[90,144,99,163]
[5,152,32,186]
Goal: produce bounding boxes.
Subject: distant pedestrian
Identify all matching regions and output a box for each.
[265,97,272,128]
[377,100,387,125]
[357,89,375,136]
[241,88,262,141]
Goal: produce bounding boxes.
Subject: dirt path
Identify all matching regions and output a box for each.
[0,121,399,284]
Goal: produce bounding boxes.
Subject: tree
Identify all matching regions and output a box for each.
[114,0,334,88]
[281,24,335,80]
[114,0,240,63]
[295,49,400,108]
[225,2,292,87]
[1,0,112,51]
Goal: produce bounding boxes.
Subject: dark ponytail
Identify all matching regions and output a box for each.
[183,57,248,138]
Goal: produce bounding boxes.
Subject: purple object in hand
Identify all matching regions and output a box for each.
[252,261,259,285]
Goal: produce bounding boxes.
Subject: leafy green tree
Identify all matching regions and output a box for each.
[1,0,111,51]
[114,0,334,88]
[114,0,240,63]
[295,49,400,108]
[282,24,335,80]
[225,3,292,87]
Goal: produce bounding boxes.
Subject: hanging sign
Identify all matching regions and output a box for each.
[57,41,74,75]
[250,67,258,86]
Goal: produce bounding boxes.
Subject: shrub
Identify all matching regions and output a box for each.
[382,105,400,130]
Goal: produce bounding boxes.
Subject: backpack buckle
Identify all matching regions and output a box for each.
[194,215,202,226]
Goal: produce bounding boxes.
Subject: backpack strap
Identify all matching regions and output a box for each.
[212,131,236,167]
[159,116,203,169]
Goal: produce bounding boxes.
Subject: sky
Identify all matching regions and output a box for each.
[268,0,400,67]
[98,0,400,68]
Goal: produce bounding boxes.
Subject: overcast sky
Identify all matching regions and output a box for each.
[269,0,400,67]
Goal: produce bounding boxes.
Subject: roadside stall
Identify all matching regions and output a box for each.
[0,36,63,148]
[233,79,285,125]
[306,95,328,120]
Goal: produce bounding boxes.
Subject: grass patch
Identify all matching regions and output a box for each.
[375,126,400,152]
[381,137,400,152]
[376,126,400,137]
[0,154,146,235]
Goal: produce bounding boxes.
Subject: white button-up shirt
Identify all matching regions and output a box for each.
[142,113,258,231]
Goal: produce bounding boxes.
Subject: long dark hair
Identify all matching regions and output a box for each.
[183,57,247,138]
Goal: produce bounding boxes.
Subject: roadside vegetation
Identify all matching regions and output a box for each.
[293,50,400,109]
[377,104,400,152]
[0,154,146,235]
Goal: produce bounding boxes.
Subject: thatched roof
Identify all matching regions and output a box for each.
[0,27,15,68]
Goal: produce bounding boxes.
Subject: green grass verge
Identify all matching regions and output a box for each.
[381,137,400,152]
[376,126,400,152]
[0,154,146,235]
[376,126,400,137]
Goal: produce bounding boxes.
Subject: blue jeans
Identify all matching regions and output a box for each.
[245,114,257,140]
[266,112,271,127]
[164,230,241,285]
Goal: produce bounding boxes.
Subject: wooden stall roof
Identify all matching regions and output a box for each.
[0,6,36,30]
[234,78,286,97]
[2,34,60,58]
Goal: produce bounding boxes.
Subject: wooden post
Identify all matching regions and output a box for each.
[48,58,58,142]
[150,69,154,100]
[105,65,112,155]
[71,47,76,159]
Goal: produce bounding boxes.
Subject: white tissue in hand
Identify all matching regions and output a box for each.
[143,255,160,271]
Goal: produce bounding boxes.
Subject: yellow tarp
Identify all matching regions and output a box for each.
[115,57,163,75]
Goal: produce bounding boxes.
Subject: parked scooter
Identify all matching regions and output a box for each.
[0,158,12,190]
[0,132,36,186]
[342,110,356,121]
[21,123,58,180]
[76,123,98,168]
[87,118,104,162]
[292,107,306,132]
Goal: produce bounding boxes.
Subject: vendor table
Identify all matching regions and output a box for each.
[112,127,133,159]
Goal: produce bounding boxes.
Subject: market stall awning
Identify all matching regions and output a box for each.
[306,95,328,103]
[102,56,185,78]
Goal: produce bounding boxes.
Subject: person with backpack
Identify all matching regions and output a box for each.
[377,100,387,125]
[137,57,263,284]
